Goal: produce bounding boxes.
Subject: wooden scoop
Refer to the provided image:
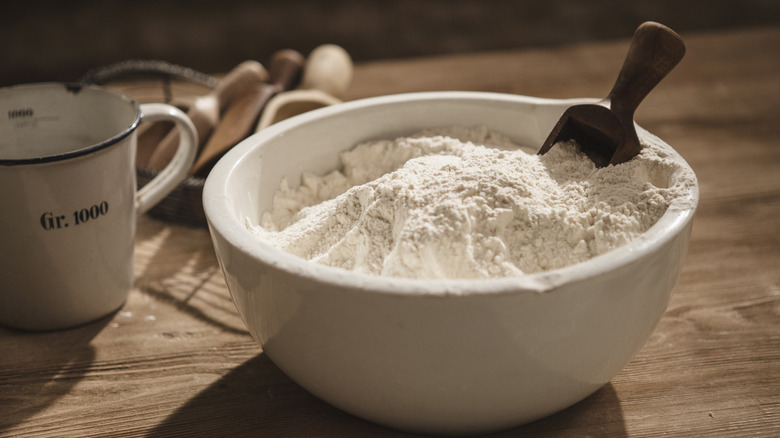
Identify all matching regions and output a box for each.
[145,60,268,170]
[538,22,686,167]
[255,44,353,131]
[190,49,305,176]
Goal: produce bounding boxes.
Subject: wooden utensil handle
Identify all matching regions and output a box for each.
[607,22,686,116]
[269,49,305,91]
[188,50,305,176]
[214,61,269,114]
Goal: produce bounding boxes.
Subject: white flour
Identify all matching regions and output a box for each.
[247,126,695,279]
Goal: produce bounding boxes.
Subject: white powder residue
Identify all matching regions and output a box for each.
[247,126,695,279]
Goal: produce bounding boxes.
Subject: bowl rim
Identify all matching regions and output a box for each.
[203,91,699,296]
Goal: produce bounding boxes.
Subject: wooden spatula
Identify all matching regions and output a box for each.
[538,22,686,167]
[190,49,305,176]
[145,60,268,170]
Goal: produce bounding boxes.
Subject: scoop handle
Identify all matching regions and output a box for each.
[606,22,686,117]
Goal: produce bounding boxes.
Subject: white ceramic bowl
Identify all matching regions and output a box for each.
[203,92,698,435]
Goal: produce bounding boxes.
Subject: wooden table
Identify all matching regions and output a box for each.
[2,26,779,437]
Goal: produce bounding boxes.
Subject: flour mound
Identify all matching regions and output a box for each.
[248,126,694,279]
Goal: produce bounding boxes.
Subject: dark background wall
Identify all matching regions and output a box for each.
[3,0,780,86]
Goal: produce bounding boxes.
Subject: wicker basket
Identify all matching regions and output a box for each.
[136,166,207,227]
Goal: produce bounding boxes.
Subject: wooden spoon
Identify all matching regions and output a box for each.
[145,60,268,170]
[255,44,352,132]
[190,49,305,176]
[537,22,686,167]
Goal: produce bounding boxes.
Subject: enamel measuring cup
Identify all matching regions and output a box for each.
[0,83,197,330]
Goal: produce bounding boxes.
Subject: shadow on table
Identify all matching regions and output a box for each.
[133,216,248,335]
[149,354,626,437]
[0,317,108,433]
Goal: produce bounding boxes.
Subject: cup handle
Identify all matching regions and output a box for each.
[135,103,198,216]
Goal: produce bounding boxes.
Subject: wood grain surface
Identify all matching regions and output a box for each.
[1,26,779,437]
